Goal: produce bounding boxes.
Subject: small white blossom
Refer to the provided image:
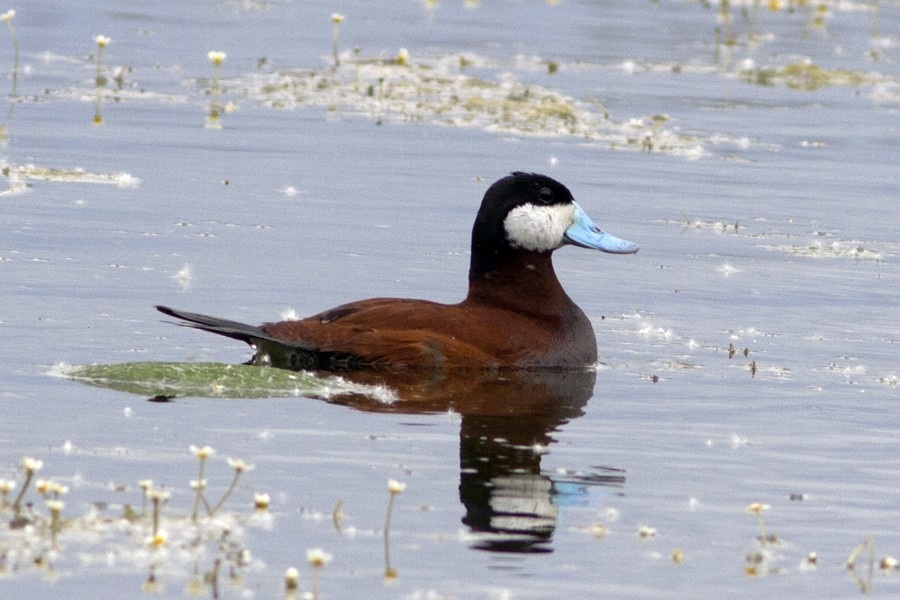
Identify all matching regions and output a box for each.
[148,529,168,548]
[227,458,254,473]
[745,502,770,515]
[147,487,171,501]
[306,548,332,568]
[22,456,43,473]
[190,445,215,459]
[284,567,300,590]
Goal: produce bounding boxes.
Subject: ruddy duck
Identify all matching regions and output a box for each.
[157,172,637,371]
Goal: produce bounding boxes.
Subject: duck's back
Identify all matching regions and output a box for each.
[259,295,596,370]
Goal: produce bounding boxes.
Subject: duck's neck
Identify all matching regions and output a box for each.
[465,250,574,316]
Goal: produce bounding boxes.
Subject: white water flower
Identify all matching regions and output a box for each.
[208,50,226,65]
[388,479,406,495]
[190,445,215,459]
[284,567,300,590]
[306,548,332,568]
[22,456,43,473]
[227,458,254,473]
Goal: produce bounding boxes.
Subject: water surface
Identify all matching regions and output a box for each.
[1,1,898,598]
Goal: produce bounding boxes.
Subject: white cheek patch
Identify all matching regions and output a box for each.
[504,203,575,252]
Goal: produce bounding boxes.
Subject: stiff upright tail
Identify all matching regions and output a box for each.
[156,305,335,370]
[155,305,272,346]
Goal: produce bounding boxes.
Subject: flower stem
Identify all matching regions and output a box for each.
[191,457,207,522]
[10,469,33,516]
[209,470,241,516]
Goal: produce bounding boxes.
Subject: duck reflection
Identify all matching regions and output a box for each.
[320,368,625,553]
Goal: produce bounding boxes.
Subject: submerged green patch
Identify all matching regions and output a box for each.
[740,62,882,91]
[61,362,337,399]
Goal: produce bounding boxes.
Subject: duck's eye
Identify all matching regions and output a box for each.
[537,187,554,204]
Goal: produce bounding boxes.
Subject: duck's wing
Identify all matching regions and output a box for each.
[260,299,505,370]
[156,303,500,371]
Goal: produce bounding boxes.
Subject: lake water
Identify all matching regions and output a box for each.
[1,0,898,598]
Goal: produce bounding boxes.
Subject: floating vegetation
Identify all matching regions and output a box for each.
[659,215,744,234]
[236,53,706,157]
[0,451,264,595]
[3,448,899,593]
[56,361,399,401]
[758,240,887,261]
[663,216,894,263]
[0,162,141,189]
[740,62,884,91]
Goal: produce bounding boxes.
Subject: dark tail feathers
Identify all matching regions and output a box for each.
[156,305,360,371]
[155,305,273,346]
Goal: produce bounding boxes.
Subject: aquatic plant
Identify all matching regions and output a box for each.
[284,566,300,593]
[306,548,332,599]
[0,452,266,593]
[846,534,876,592]
[740,60,881,91]
[244,53,705,156]
[331,13,345,67]
[207,50,226,127]
[0,9,18,142]
[0,478,14,510]
[138,479,153,514]
[743,502,782,576]
[1,163,141,187]
[253,492,270,511]
[92,35,110,124]
[745,502,770,544]
[383,479,405,580]
[210,458,255,516]
[46,499,63,549]
[147,485,171,539]
[190,445,215,521]
[93,35,109,84]
[385,479,406,534]
[10,455,42,518]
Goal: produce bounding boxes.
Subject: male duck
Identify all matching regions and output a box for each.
[157,172,638,371]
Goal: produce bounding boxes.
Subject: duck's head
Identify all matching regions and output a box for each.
[470,172,638,278]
